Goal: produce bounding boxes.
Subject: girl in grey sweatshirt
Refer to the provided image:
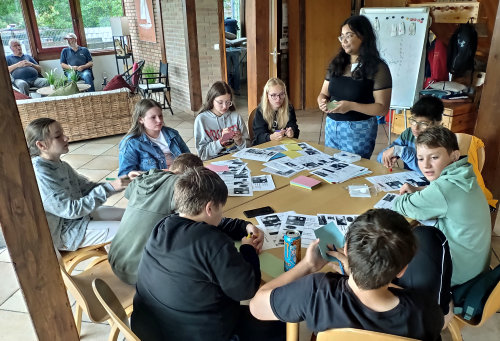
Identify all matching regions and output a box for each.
[26,118,129,251]
[194,81,249,160]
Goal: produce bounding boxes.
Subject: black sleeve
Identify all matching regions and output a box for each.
[285,104,300,139]
[252,106,272,146]
[270,273,324,323]
[217,217,249,240]
[210,241,260,301]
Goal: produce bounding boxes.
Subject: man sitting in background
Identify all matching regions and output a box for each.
[7,39,48,96]
[60,33,94,91]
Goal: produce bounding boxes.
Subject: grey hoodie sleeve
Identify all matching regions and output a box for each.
[194,114,225,160]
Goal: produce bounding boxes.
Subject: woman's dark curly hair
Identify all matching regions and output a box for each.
[328,15,382,80]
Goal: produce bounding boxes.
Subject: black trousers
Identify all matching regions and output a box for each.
[231,305,286,341]
[394,225,453,314]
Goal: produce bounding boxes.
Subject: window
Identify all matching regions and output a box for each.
[0,0,33,57]
[11,0,123,60]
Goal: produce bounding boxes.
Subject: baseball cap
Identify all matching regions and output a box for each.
[64,33,77,40]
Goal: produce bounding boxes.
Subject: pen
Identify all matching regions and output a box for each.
[247,232,253,239]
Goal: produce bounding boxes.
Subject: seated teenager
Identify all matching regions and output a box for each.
[393,126,491,287]
[26,118,129,251]
[194,81,250,160]
[378,96,443,173]
[250,209,445,340]
[252,78,300,145]
[131,167,285,341]
[118,99,190,177]
[108,154,203,285]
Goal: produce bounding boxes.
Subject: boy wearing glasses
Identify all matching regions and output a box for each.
[378,96,443,173]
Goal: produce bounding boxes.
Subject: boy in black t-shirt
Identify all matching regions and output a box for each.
[131,167,285,341]
[250,209,444,341]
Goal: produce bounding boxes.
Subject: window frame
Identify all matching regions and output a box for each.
[19,0,124,61]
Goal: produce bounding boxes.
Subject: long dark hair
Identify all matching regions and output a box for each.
[197,81,236,114]
[127,99,162,138]
[328,15,381,80]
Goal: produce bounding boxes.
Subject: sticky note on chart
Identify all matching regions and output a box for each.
[282,150,302,159]
[314,222,345,262]
[280,138,297,145]
[205,164,230,172]
[284,143,302,151]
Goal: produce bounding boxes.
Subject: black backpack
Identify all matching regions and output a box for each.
[447,22,477,77]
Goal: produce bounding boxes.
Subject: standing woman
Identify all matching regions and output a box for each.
[119,99,190,177]
[252,78,300,145]
[317,15,392,159]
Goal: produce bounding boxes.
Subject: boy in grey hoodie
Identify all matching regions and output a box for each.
[194,81,250,160]
[108,154,203,284]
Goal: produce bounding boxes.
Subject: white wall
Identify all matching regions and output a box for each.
[39,54,119,91]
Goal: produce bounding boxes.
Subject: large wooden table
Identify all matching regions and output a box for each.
[207,140,399,341]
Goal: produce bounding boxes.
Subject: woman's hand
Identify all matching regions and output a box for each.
[285,127,294,138]
[109,176,131,191]
[330,100,353,114]
[269,131,285,141]
[127,170,143,180]
[399,183,418,195]
[318,98,329,112]
[382,147,398,168]
[233,130,243,144]
[243,224,264,253]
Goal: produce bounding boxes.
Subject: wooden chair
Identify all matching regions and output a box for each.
[122,60,145,94]
[92,278,140,341]
[248,107,257,142]
[455,133,485,172]
[57,252,135,341]
[447,280,500,341]
[59,242,109,274]
[138,61,174,115]
[316,328,419,341]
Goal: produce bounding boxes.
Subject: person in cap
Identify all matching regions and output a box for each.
[60,33,94,91]
[6,38,49,96]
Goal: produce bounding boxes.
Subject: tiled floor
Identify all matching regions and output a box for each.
[1,100,499,340]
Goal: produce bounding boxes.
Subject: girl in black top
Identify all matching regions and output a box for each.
[317,15,392,159]
[252,78,300,145]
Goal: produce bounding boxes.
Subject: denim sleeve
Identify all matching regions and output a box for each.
[118,138,140,177]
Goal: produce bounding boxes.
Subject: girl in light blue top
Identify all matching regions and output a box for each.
[27,118,129,251]
[119,99,190,177]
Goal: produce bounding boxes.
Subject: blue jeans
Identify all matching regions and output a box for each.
[67,69,95,92]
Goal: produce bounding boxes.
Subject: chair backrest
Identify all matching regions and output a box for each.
[248,107,257,142]
[316,328,420,341]
[92,278,140,341]
[159,61,169,87]
[477,280,500,326]
[123,60,145,92]
[456,133,485,172]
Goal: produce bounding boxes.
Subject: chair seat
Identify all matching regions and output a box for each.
[138,83,166,91]
[69,260,135,323]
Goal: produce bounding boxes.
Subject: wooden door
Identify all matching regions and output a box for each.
[269,0,279,78]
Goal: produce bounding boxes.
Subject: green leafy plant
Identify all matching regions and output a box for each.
[44,68,57,86]
[67,69,80,83]
[54,76,67,89]
[142,65,157,84]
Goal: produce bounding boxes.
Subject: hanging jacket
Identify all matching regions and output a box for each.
[467,136,497,208]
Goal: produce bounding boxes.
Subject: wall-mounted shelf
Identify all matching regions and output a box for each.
[409,2,480,24]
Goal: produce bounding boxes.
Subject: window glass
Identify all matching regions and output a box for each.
[80,0,123,50]
[33,0,73,49]
[0,0,32,56]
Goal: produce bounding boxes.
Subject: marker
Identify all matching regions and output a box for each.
[247,232,253,239]
[332,245,345,275]
[106,177,116,180]
[389,168,392,172]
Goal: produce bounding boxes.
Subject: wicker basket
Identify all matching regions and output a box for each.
[17,89,141,142]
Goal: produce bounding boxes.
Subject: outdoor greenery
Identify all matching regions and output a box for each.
[0,0,122,30]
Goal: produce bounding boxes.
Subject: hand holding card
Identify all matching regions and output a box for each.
[326,100,339,111]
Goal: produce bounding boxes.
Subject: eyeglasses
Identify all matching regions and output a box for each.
[409,118,432,128]
[268,92,285,100]
[214,99,232,107]
[338,32,356,43]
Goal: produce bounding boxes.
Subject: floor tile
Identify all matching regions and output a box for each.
[165,120,183,129]
[80,155,119,171]
[68,141,87,154]
[0,249,11,263]
[461,312,500,340]
[186,137,196,148]
[89,135,123,145]
[0,290,27,313]
[0,310,37,340]
[174,121,196,130]
[77,169,114,183]
[113,197,129,209]
[61,154,96,169]
[176,128,194,140]
[72,143,114,156]
[189,147,198,155]
[0,262,19,306]
[103,192,125,207]
[101,145,119,156]
[79,320,111,340]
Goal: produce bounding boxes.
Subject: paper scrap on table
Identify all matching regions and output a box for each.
[280,138,297,144]
[205,164,230,172]
[284,143,302,151]
[282,150,303,159]
[348,185,371,198]
[373,193,400,209]
[314,222,345,262]
[251,175,275,191]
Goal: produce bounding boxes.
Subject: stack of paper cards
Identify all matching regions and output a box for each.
[290,175,321,190]
[333,151,362,163]
[348,185,371,197]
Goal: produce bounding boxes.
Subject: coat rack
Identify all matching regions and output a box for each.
[409,2,480,24]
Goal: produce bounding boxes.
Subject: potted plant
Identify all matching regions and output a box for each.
[44,68,57,89]
[67,69,80,83]
[142,65,157,84]
[54,76,67,89]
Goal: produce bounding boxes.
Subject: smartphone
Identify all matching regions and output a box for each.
[243,206,275,218]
